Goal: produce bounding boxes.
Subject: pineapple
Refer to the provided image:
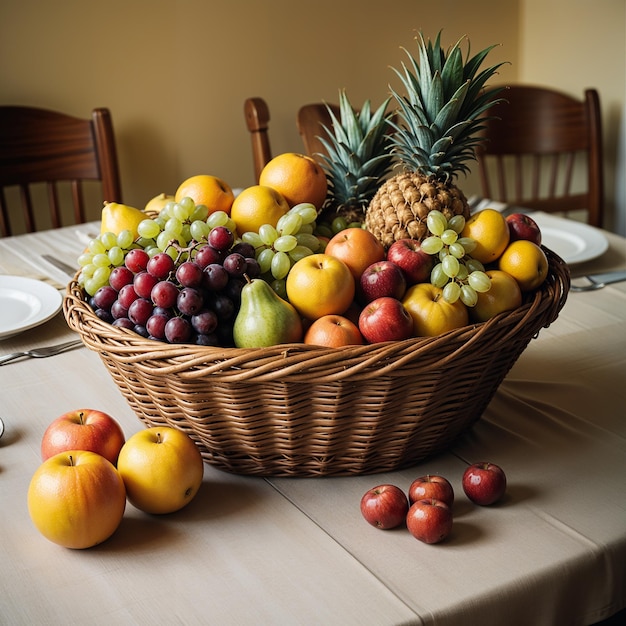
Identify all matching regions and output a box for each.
[317,90,395,226]
[365,32,505,247]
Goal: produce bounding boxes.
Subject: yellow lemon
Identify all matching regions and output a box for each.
[461,208,510,264]
[100,202,147,238]
[470,269,523,322]
[175,174,234,215]
[230,185,290,235]
[498,240,549,292]
[144,192,175,214]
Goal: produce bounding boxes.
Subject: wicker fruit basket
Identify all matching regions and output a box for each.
[63,248,569,477]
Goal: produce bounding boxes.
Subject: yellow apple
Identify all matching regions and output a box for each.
[470,270,523,322]
[117,427,204,515]
[402,283,469,337]
[28,450,126,549]
[285,253,355,320]
[144,192,175,214]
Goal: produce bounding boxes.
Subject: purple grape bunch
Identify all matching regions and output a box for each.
[89,227,260,346]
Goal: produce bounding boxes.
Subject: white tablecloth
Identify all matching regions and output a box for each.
[1,218,625,625]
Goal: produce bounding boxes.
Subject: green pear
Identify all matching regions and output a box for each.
[233,277,303,348]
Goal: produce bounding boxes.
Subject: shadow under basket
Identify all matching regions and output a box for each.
[63,248,570,477]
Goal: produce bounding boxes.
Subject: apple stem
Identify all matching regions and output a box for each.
[69,454,75,466]
[156,432,162,444]
[79,411,85,425]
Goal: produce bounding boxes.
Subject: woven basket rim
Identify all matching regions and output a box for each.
[63,247,570,382]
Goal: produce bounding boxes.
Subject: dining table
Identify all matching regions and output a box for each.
[1,211,625,626]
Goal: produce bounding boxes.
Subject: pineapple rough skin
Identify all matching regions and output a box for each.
[366,172,470,248]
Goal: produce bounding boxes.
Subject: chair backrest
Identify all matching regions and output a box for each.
[0,106,122,237]
[244,97,272,183]
[476,85,604,227]
[296,102,340,162]
[244,97,338,183]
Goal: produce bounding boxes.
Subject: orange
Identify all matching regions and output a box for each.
[230,185,290,235]
[117,426,204,515]
[27,450,126,549]
[175,174,235,215]
[259,152,328,210]
[498,240,549,291]
[324,227,386,280]
[286,253,355,320]
[304,314,364,347]
[470,270,523,322]
[461,208,510,265]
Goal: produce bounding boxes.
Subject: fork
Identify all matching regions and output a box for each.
[0,339,83,366]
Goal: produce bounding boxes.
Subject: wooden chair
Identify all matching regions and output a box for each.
[244,97,338,182]
[476,85,604,227]
[296,102,340,162]
[0,106,122,237]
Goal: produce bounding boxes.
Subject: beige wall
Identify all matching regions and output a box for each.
[1,0,624,233]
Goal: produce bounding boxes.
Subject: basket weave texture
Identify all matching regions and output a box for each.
[63,248,570,477]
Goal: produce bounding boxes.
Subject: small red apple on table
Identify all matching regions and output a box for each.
[462,462,507,505]
[408,474,454,507]
[505,213,542,245]
[386,238,434,285]
[358,296,414,343]
[41,409,125,466]
[406,498,453,544]
[360,484,409,529]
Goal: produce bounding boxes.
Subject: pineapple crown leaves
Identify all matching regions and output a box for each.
[388,31,507,179]
[317,90,395,211]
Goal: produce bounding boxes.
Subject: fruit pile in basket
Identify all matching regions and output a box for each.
[76,32,550,349]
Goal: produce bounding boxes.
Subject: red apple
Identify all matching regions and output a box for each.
[406,498,453,544]
[505,213,542,245]
[360,484,409,530]
[359,260,407,303]
[358,296,414,343]
[462,462,507,505]
[408,474,454,506]
[41,409,125,466]
[386,239,434,285]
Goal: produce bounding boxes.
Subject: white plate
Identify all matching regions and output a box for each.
[0,276,63,340]
[529,213,609,264]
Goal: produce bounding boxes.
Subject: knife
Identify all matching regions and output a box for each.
[41,254,78,277]
[571,270,626,291]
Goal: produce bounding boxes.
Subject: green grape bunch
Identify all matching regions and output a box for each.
[134,197,238,262]
[77,197,238,296]
[240,203,324,295]
[420,210,492,307]
[77,229,139,296]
